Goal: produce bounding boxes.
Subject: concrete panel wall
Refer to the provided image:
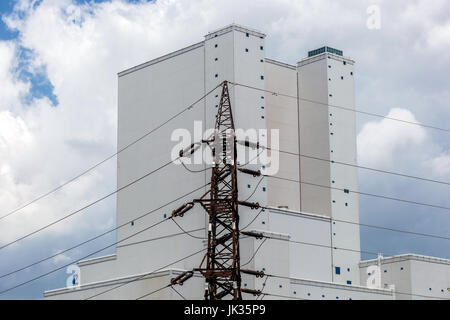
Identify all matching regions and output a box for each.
[297,56,332,217]
[264,60,300,211]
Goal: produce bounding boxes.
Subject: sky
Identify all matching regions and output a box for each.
[0,0,449,299]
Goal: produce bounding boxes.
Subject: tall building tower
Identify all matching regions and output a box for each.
[297,47,360,285]
[46,25,394,300]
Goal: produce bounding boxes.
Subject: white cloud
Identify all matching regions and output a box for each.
[357,108,426,167]
[428,154,450,177]
[0,42,29,111]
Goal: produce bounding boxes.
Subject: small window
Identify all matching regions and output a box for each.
[245,48,249,52]
[347,268,350,272]
[260,59,264,63]
[384,270,387,273]
[335,267,341,274]
[279,284,282,288]
[345,203,348,207]
[246,32,249,37]
[261,106,264,109]
[262,221,265,224]
[347,280,352,285]
[322,295,325,298]
[247,184,251,188]
[329,94,333,97]
[131,221,134,226]
[343,61,346,65]
[330,132,334,135]
[400,267,404,270]
[261,115,265,119]
[215,74,218,78]
[350,72,353,75]
[163,214,167,218]
[214,44,218,48]
[260,46,264,50]
[293,291,297,294]
[260,75,264,80]
[341,76,344,80]
[262,187,266,192]
[328,65,331,68]
[261,96,264,99]
[307,293,311,296]
[344,189,349,194]
[214,57,218,61]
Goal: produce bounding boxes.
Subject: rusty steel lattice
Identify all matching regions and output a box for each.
[193,81,242,300]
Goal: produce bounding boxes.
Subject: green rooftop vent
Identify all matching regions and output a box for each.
[308,46,343,57]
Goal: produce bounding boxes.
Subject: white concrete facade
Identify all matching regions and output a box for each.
[360,254,450,300]
[44,24,447,300]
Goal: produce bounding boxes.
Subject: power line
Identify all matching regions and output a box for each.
[170,285,187,300]
[0,83,222,223]
[0,216,172,296]
[89,247,207,300]
[0,157,178,251]
[265,146,450,186]
[230,81,450,133]
[262,204,450,242]
[241,238,267,267]
[243,176,265,202]
[241,208,265,231]
[237,161,450,242]
[137,284,171,300]
[0,184,209,280]
[171,218,206,240]
[265,175,450,212]
[117,227,204,249]
[248,231,383,258]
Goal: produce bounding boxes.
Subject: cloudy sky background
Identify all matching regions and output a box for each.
[0,0,449,299]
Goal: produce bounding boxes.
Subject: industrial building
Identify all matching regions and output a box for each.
[44,24,449,300]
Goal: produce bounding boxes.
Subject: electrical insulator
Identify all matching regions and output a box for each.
[238,200,260,209]
[241,231,264,240]
[241,269,265,278]
[238,168,261,177]
[172,202,194,217]
[179,143,201,157]
[170,271,193,286]
[241,288,262,296]
[237,139,260,149]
